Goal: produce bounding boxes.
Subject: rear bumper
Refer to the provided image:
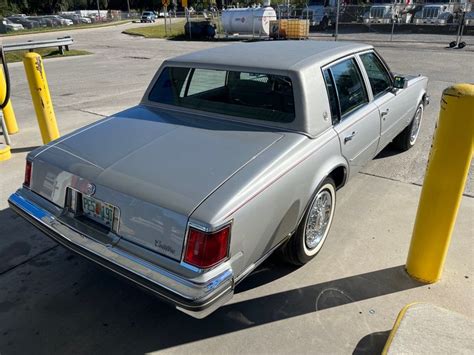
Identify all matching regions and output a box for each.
[8,189,234,319]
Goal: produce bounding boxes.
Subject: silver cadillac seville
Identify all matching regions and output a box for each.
[9,41,428,318]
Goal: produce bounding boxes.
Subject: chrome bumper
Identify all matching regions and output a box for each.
[8,189,234,319]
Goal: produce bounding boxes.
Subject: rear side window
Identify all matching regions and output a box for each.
[323,69,340,124]
[148,67,295,123]
[360,52,392,98]
[329,58,368,118]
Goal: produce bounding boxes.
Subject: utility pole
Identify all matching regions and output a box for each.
[97,0,100,20]
[126,0,131,15]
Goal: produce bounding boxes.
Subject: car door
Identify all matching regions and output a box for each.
[323,57,380,178]
[358,51,407,153]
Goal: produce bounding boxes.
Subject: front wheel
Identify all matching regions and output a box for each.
[394,103,424,151]
[280,177,336,265]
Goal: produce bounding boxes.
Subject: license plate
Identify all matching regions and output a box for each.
[82,195,115,228]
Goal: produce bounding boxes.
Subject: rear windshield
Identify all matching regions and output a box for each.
[148,67,295,123]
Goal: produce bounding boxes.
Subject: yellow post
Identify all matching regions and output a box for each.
[406,83,474,283]
[0,145,11,161]
[0,68,19,134]
[23,52,60,144]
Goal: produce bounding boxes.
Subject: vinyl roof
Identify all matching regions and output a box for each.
[168,40,373,72]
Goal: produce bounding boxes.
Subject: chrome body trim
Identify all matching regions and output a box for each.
[8,189,234,319]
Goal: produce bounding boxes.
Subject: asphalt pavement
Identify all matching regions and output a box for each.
[0,23,473,354]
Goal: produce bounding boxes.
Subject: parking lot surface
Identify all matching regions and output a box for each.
[0,24,473,354]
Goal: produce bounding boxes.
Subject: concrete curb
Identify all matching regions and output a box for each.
[383,303,474,354]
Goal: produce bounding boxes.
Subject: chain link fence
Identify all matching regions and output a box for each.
[279,3,473,47]
[313,4,473,46]
[149,3,472,48]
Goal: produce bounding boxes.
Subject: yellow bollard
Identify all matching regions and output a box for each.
[23,52,60,144]
[0,68,19,135]
[406,83,474,283]
[0,144,11,161]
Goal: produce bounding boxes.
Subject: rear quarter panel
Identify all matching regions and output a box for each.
[190,129,347,279]
[399,75,428,124]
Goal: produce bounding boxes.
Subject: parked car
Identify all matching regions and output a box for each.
[8,16,40,29]
[87,14,107,23]
[141,11,157,22]
[28,16,55,27]
[60,14,92,24]
[45,15,74,26]
[59,14,79,24]
[81,16,93,24]
[26,16,49,27]
[9,41,428,318]
[0,18,24,32]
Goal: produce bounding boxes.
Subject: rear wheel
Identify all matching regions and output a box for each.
[281,177,336,265]
[393,103,423,151]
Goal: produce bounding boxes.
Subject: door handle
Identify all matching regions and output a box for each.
[381,109,390,119]
[344,131,357,143]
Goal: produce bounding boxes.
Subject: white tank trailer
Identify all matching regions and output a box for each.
[221,5,277,36]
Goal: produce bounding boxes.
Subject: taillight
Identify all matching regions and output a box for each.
[24,161,32,188]
[184,224,231,268]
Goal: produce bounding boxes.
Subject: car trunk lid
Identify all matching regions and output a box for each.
[33,105,283,260]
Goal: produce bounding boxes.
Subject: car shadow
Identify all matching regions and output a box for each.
[219,264,421,321]
[373,143,401,159]
[353,330,391,355]
[234,253,299,294]
[0,206,423,354]
[120,263,421,352]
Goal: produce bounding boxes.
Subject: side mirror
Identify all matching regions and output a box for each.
[393,76,408,89]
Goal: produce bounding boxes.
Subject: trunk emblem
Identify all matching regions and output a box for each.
[85,183,96,196]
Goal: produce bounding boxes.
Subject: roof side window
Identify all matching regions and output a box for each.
[360,52,392,98]
[328,58,368,119]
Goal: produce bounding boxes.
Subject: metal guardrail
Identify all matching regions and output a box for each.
[2,36,74,54]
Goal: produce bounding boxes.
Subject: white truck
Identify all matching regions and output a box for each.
[301,0,337,30]
[414,0,470,25]
[363,0,417,24]
[464,10,474,25]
